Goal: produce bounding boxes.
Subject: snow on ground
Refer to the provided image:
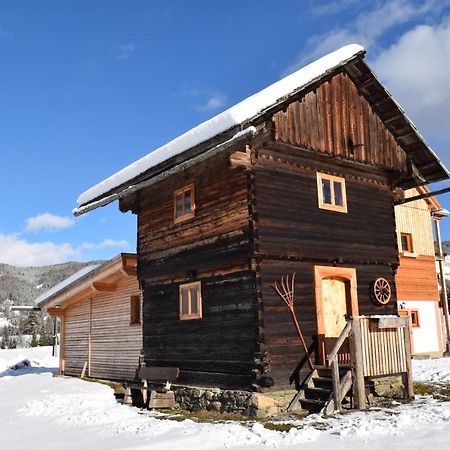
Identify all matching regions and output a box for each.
[413,356,450,383]
[1,348,450,450]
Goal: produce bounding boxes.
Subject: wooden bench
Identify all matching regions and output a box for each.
[124,366,180,409]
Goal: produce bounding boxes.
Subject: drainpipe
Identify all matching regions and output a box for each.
[432,208,450,353]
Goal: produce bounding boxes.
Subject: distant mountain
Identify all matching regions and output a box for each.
[0,260,104,308]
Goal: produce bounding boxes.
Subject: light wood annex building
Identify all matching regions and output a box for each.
[36,254,142,381]
[395,188,446,357]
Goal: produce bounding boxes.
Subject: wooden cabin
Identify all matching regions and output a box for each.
[74,45,449,397]
[36,254,142,381]
[395,187,445,357]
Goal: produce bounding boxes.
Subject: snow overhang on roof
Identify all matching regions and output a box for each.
[36,253,137,309]
[74,43,449,215]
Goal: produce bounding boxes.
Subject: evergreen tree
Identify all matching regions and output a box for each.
[31,331,38,347]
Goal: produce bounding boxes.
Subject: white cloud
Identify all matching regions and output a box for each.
[197,94,227,112]
[0,234,79,267]
[372,19,450,164]
[285,0,448,73]
[26,213,74,232]
[114,42,136,60]
[81,239,130,250]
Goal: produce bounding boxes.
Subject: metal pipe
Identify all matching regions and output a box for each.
[434,218,450,353]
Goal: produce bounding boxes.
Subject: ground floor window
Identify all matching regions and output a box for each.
[179,282,202,320]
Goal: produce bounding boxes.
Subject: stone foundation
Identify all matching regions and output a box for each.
[367,375,405,404]
[173,386,279,418]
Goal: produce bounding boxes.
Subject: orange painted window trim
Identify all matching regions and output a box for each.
[174,183,195,224]
[316,172,348,213]
[179,281,202,320]
[400,232,414,253]
[399,308,420,328]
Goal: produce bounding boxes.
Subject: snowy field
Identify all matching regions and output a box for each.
[1,347,450,450]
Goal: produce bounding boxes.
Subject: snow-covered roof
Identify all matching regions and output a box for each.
[77,44,365,208]
[35,264,100,307]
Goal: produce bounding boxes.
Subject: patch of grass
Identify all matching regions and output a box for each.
[80,377,126,395]
[263,422,296,432]
[414,382,435,396]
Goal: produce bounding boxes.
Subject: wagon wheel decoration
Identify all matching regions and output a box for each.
[371,277,392,305]
[272,273,314,370]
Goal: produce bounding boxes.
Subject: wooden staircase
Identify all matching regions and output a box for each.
[288,365,353,415]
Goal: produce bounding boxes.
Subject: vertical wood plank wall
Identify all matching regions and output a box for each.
[63,276,142,381]
[359,317,407,377]
[394,190,435,256]
[272,72,407,172]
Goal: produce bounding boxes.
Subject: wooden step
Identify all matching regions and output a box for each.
[300,398,326,414]
[305,386,332,401]
[312,376,333,388]
[315,365,350,377]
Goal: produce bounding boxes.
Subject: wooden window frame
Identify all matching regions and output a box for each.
[399,309,420,328]
[316,172,348,213]
[174,183,195,224]
[179,281,202,320]
[130,295,141,325]
[400,232,414,254]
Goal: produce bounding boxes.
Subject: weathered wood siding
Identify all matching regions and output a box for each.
[62,276,142,381]
[137,155,258,389]
[143,271,257,389]
[273,72,407,172]
[252,153,398,388]
[253,156,398,263]
[137,154,251,282]
[90,276,142,381]
[63,299,90,376]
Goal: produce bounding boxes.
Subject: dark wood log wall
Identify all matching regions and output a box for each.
[136,153,258,389]
[133,70,411,392]
[252,153,399,389]
[273,72,408,173]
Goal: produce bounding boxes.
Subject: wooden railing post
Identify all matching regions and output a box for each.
[403,318,414,399]
[331,358,341,412]
[349,317,366,410]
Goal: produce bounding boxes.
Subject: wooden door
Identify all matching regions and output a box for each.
[321,278,350,363]
[315,266,358,366]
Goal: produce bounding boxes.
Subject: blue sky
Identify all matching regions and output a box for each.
[1,0,450,266]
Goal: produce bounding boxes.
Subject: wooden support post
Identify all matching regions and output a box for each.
[349,317,366,410]
[81,361,88,378]
[403,319,414,399]
[123,387,133,406]
[331,359,341,412]
[141,379,148,406]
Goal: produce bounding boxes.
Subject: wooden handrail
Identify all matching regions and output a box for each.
[326,320,352,413]
[327,321,352,364]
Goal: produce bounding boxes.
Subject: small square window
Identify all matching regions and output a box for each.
[399,309,420,328]
[400,233,413,253]
[130,295,141,325]
[317,172,347,213]
[179,282,202,320]
[174,183,195,223]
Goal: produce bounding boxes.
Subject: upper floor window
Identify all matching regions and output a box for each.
[179,281,202,320]
[174,183,195,224]
[317,172,347,213]
[400,232,413,253]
